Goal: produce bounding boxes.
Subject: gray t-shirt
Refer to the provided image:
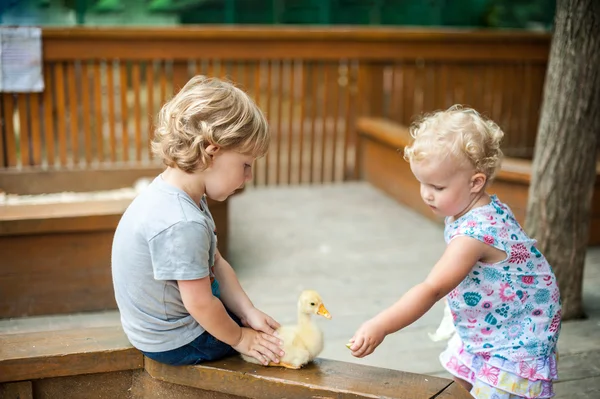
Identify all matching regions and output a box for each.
[111,175,217,352]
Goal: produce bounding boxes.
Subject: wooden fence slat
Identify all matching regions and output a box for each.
[43,65,55,167]
[29,93,43,166]
[320,63,328,183]
[159,61,168,107]
[402,63,416,127]
[287,60,295,185]
[147,60,155,160]
[330,62,340,182]
[132,62,142,162]
[298,62,306,183]
[350,61,360,180]
[67,62,79,165]
[18,95,30,167]
[0,95,5,168]
[120,62,129,162]
[341,64,351,182]
[263,61,272,185]
[81,62,92,165]
[309,62,318,184]
[275,60,283,185]
[107,62,117,162]
[93,61,104,162]
[3,93,16,167]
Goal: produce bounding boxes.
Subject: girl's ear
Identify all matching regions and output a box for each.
[205,144,220,156]
[471,172,487,193]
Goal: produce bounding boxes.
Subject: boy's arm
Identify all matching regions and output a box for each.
[213,250,280,335]
[349,236,486,357]
[212,250,254,319]
[178,276,242,346]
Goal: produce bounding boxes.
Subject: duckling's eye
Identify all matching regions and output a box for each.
[310,302,315,306]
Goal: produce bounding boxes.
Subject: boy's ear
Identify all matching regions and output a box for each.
[205,144,220,156]
[471,172,487,193]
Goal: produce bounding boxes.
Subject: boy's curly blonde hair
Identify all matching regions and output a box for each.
[403,105,504,181]
[152,75,270,172]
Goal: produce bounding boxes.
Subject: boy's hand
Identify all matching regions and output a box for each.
[241,307,280,336]
[348,319,386,358]
[233,327,285,365]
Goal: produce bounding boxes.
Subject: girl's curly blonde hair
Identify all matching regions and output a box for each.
[152,75,270,172]
[403,105,505,181]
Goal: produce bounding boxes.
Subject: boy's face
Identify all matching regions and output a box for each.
[203,147,255,202]
[410,156,478,219]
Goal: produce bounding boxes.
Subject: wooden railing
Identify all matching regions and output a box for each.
[0,27,550,186]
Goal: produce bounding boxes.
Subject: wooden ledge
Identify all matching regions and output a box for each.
[356,116,600,185]
[0,199,132,236]
[145,356,471,399]
[0,326,143,383]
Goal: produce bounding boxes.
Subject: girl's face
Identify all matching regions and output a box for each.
[203,147,255,202]
[410,155,485,220]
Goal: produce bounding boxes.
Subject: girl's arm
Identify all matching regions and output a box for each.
[349,236,487,358]
[213,250,281,335]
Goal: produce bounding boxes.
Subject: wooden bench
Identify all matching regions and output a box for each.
[0,166,230,318]
[0,325,472,398]
[356,117,600,246]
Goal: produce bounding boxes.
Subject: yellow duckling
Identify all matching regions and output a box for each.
[242,290,331,369]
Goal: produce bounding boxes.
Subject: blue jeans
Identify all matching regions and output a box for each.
[142,279,241,366]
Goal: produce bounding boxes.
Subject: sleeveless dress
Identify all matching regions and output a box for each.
[439,195,561,398]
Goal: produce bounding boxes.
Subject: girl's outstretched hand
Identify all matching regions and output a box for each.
[241,307,281,336]
[348,319,386,358]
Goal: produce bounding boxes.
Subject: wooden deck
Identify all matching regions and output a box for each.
[1,183,599,397]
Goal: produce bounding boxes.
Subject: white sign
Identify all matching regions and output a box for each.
[0,26,44,92]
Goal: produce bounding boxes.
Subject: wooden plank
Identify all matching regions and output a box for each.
[287,60,295,185]
[436,381,473,399]
[320,63,328,183]
[263,60,272,185]
[33,371,134,399]
[309,62,318,184]
[81,61,93,165]
[0,230,117,317]
[107,62,117,162]
[0,199,131,235]
[17,95,30,167]
[93,61,104,162]
[120,62,129,162]
[29,93,43,166]
[275,60,283,185]
[146,60,155,160]
[0,381,33,399]
[0,326,143,383]
[43,64,56,167]
[330,61,340,182]
[41,28,551,62]
[67,62,79,165]
[298,62,306,183]
[132,62,142,162]
[145,357,454,399]
[2,94,16,167]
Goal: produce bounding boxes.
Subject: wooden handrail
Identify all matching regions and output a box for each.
[42,27,551,61]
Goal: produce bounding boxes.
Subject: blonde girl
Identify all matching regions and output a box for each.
[349,106,561,398]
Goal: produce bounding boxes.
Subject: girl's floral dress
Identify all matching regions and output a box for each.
[440,195,561,399]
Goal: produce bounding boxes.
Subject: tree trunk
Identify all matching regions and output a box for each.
[525,0,600,320]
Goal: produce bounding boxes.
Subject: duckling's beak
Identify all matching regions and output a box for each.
[317,303,332,319]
